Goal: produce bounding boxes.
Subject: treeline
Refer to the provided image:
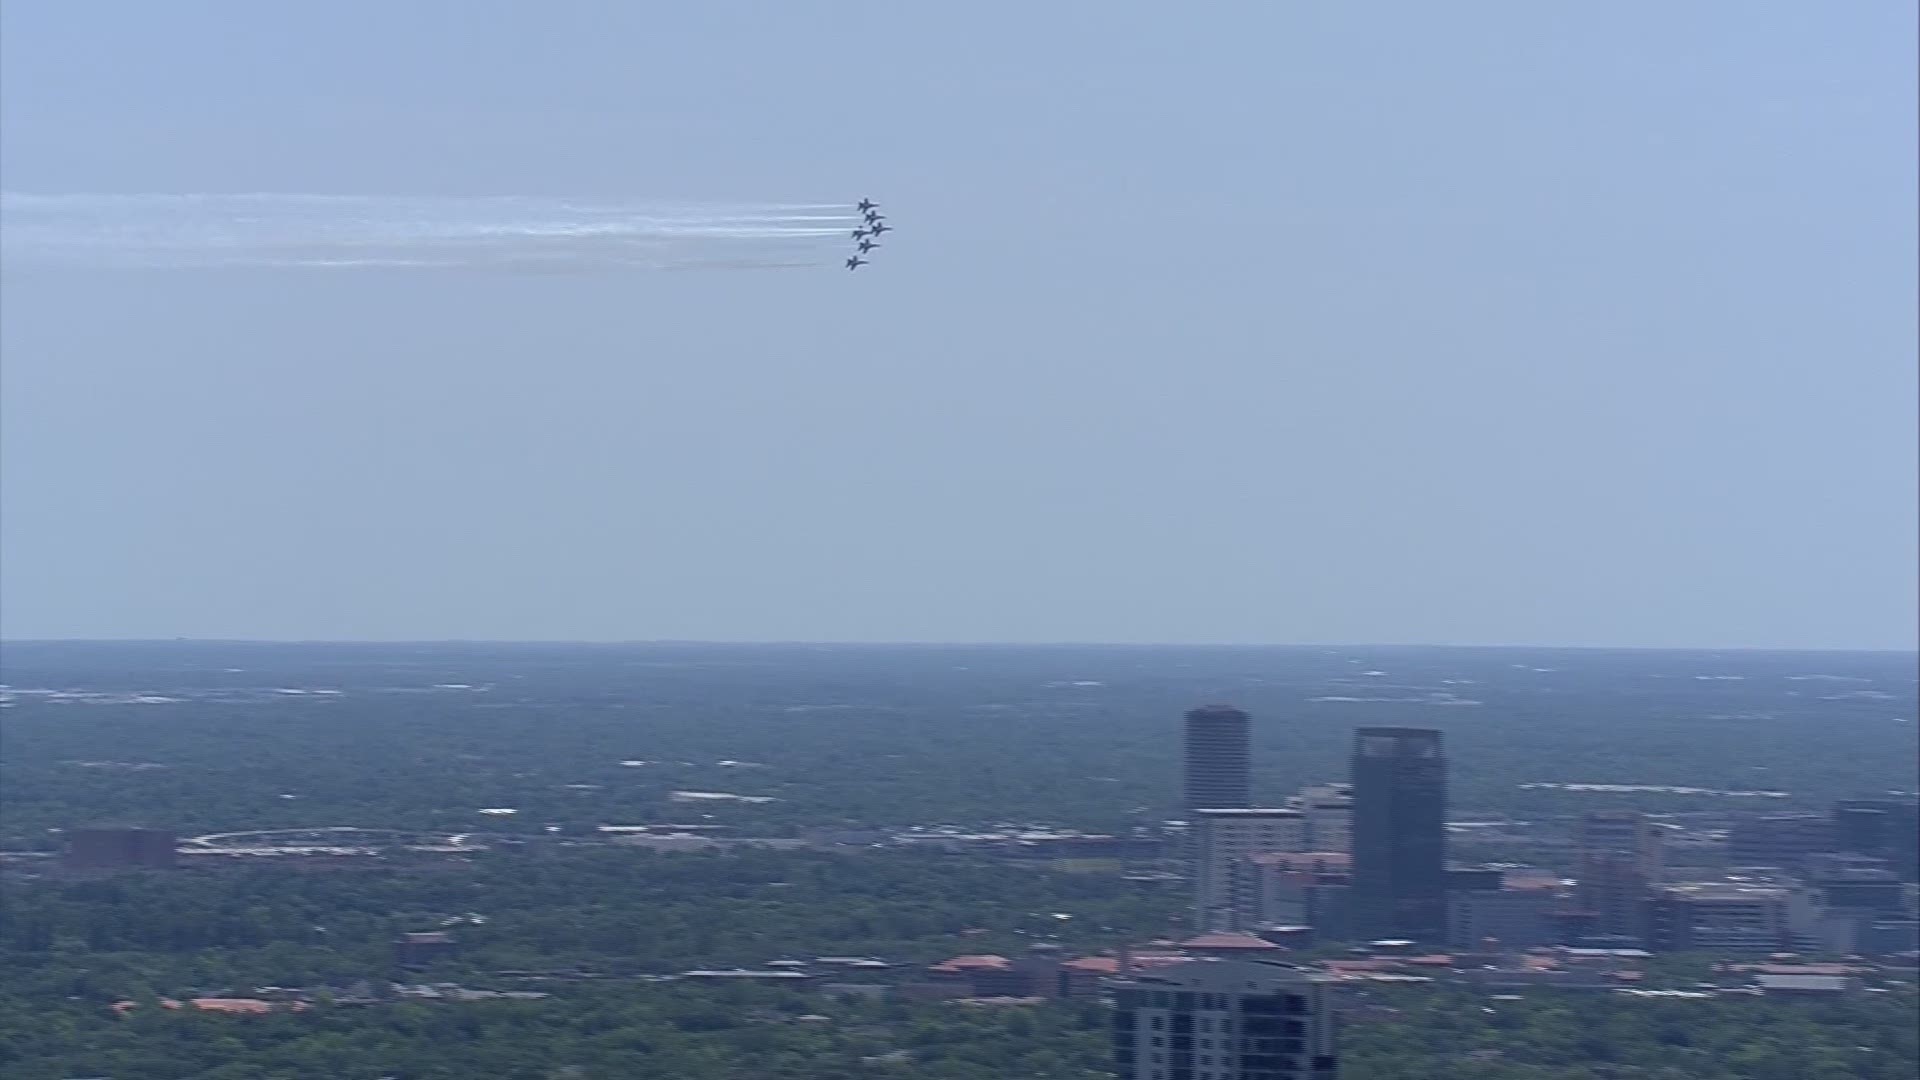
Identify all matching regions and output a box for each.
[3,848,1183,991]
[2,977,1914,1080]
[1342,985,1920,1080]
[0,984,1115,1080]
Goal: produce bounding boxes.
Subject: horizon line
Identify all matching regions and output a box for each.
[2,638,1913,655]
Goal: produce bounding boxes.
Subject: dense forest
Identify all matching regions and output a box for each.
[4,849,1185,988]
[5,847,1918,1079]
[2,977,1914,1080]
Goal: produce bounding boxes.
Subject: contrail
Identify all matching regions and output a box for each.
[0,193,865,272]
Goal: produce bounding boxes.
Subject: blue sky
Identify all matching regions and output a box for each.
[2,1,1914,648]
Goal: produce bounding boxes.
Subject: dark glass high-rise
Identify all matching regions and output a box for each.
[1350,727,1447,942]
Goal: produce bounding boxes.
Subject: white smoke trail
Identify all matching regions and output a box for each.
[0,193,865,271]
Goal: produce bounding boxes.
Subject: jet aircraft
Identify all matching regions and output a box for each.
[845,198,889,271]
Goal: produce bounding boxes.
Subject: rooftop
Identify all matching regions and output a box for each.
[1062,957,1120,975]
[1181,932,1286,952]
[1755,974,1853,993]
[1113,958,1327,992]
[1247,851,1350,870]
[929,954,1013,973]
[1662,882,1790,901]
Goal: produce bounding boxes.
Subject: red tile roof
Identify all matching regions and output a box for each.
[115,997,304,1016]
[190,998,280,1015]
[1181,932,1285,951]
[1063,957,1120,975]
[929,954,1012,973]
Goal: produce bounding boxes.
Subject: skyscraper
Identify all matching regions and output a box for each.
[1184,705,1251,814]
[1111,959,1337,1080]
[1575,810,1663,944]
[1350,727,1448,942]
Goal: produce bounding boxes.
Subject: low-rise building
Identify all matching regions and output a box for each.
[925,954,1033,998]
[1753,973,1856,996]
[1727,812,1833,872]
[1652,882,1791,953]
[1448,887,1561,951]
[680,969,813,982]
[393,931,457,969]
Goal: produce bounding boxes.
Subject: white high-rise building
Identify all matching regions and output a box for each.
[1193,808,1307,931]
[1295,783,1352,854]
[1111,959,1337,1080]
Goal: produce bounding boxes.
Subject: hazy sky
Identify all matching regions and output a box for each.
[2,1,1914,649]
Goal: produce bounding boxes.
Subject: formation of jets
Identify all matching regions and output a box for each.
[846,198,889,270]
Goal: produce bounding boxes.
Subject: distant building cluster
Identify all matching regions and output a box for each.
[1182,713,1451,945]
[1174,705,1920,966]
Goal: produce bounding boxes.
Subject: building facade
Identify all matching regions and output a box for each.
[1185,706,1252,814]
[1727,812,1833,871]
[1651,883,1791,953]
[1575,810,1664,944]
[393,931,457,968]
[1833,798,1920,882]
[1111,959,1337,1080]
[1350,727,1448,943]
[1241,852,1351,938]
[1193,809,1307,931]
[1447,888,1561,950]
[1294,783,1353,854]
